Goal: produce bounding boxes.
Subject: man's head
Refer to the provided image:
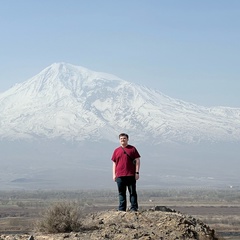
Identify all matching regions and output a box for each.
[119,133,129,147]
[119,133,129,139]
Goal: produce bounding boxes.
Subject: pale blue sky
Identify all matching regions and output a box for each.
[0,0,240,107]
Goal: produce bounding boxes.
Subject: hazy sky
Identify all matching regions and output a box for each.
[1,0,240,107]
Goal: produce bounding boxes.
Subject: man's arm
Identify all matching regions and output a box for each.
[112,162,116,181]
[135,158,140,180]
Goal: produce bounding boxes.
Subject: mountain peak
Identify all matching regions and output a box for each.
[0,62,125,101]
[45,62,123,82]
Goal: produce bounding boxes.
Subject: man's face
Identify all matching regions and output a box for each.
[119,136,128,147]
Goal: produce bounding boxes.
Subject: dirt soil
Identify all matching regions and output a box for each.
[0,207,219,240]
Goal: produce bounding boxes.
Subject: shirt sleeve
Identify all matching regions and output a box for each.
[111,149,117,162]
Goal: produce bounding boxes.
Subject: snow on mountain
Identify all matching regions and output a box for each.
[0,62,240,144]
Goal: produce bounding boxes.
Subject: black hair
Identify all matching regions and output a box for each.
[119,133,129,139]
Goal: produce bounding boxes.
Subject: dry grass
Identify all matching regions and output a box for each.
[34,201,82,233]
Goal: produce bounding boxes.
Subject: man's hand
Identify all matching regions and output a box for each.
[135,173,139,180]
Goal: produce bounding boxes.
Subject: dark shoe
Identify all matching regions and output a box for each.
[130,209,138,212]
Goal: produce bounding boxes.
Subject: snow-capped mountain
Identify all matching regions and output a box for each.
[1,63,240,190]
[0,62,240,144]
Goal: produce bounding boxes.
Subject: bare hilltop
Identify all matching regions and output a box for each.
[0,207,218,240]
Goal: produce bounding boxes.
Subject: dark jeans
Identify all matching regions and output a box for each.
[116,176,138,211]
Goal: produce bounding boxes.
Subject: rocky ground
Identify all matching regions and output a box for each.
[0,207,219,240]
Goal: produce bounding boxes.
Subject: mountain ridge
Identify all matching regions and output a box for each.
[0,62,239,144]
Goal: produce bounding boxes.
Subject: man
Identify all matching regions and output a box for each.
[111,133,141,211]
